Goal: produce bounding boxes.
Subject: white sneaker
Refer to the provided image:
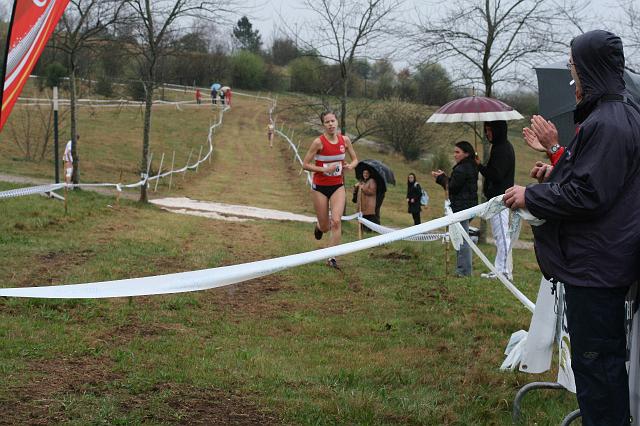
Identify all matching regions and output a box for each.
[480,272,498,279]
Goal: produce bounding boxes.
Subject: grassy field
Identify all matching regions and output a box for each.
[0,89,577,424]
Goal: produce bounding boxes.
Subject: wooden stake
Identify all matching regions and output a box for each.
[196,146,203,172]
[357,186,362,240]
[184,149,193,180]
[154,152,165,192]
[168,151,175,191]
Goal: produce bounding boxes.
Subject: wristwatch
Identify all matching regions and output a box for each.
[549,144,561,154]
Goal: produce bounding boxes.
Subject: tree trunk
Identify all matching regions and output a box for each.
[139,81,154,203]
[341,74,348,135]
[70,63,79,184]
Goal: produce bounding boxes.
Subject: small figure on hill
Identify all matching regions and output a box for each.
[302,111,358,269]
[225,87,232,107]
[210,84,217,104]
[219,88,226,105]
[432,141,478,277]
[267,120,275,147]
[63,135,78,185]
[195,88,202,104]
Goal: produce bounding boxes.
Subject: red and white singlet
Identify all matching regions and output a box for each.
[313,134,346,186]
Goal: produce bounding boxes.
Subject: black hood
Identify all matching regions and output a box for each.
[485,120,508,145]
[571,30,626,123]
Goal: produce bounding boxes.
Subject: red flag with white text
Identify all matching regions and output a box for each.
[0,0,70,131]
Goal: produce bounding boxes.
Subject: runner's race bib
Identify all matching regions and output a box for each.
[323,162,342,177]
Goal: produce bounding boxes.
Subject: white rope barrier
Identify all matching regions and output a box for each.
[0,183,65,199]
[1,104,230,199]
[0,196,533,300]
[4,84,537,313]
[443,203,535,312]
[357,216,447,242]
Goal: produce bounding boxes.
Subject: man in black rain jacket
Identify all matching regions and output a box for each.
[504,30,640,425]
[477,120,515,280]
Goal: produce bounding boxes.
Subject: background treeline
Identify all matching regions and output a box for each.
[0,14,537,115]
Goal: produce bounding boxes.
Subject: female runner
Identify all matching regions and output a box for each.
[302,111,358,268]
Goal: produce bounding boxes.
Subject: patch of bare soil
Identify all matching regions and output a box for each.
[373,249,413,260]
[207,274,295,319]
[0,356,121,425]
[19,249,95,286]
[0,358,280,425]
[126,383,280,425]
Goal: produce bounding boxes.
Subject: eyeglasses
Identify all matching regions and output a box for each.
[566,60,575,70]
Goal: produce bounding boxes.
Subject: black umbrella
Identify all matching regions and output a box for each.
[355,159,396,193]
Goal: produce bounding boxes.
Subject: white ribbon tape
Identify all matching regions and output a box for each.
[0,183,65,199]
[0,199,509,299]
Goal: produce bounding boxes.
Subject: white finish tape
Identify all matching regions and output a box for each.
[0,199,509,299]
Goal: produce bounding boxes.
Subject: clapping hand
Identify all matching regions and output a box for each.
[528,115,559,152]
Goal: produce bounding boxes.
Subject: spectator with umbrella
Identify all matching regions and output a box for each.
[427,95,522,281]
[355,159,395,224]
[354,168,377,232]
[210,83,221,104]
[476,120,515,281]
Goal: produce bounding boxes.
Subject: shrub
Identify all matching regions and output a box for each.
[289,56,323,94]
[127,80,146,101]
[44,62,67,88]
[376,98,435,161]
[231,51,265,90]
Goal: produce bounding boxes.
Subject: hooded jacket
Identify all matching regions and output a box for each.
[525,30,640,288]
[478,121,515,198]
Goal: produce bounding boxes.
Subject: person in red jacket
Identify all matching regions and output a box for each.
[302,111,358,268]
[225,88,232,106]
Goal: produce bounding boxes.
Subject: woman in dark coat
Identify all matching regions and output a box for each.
[406,173,422,225]
[432,141,478,276]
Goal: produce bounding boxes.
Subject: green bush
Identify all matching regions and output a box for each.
[44,62,67,88]
[95,77,114,97]
[126,80,146,101]
[288,56,323,94]
[376,99,435,161]
[231,51,265,90]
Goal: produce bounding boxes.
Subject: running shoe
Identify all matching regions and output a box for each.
[314,224,323,240]
[327,257,339,269]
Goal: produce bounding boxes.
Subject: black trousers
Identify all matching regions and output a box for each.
[564,284,631,426]
[411,210,421,225]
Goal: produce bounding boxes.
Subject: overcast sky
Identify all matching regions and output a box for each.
[249,0,627,64]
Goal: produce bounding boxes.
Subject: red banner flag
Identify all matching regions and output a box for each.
[0,0,70,131]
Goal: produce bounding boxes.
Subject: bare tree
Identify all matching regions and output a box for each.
[55,0,125,184]
[124,0,236,202]
[618,0,640,72]
[412,0,587,98]
[7,104,70,162]
[293,0,403,136]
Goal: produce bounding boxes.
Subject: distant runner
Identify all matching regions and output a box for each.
[302,111,358,269]
[267,120,275,147]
